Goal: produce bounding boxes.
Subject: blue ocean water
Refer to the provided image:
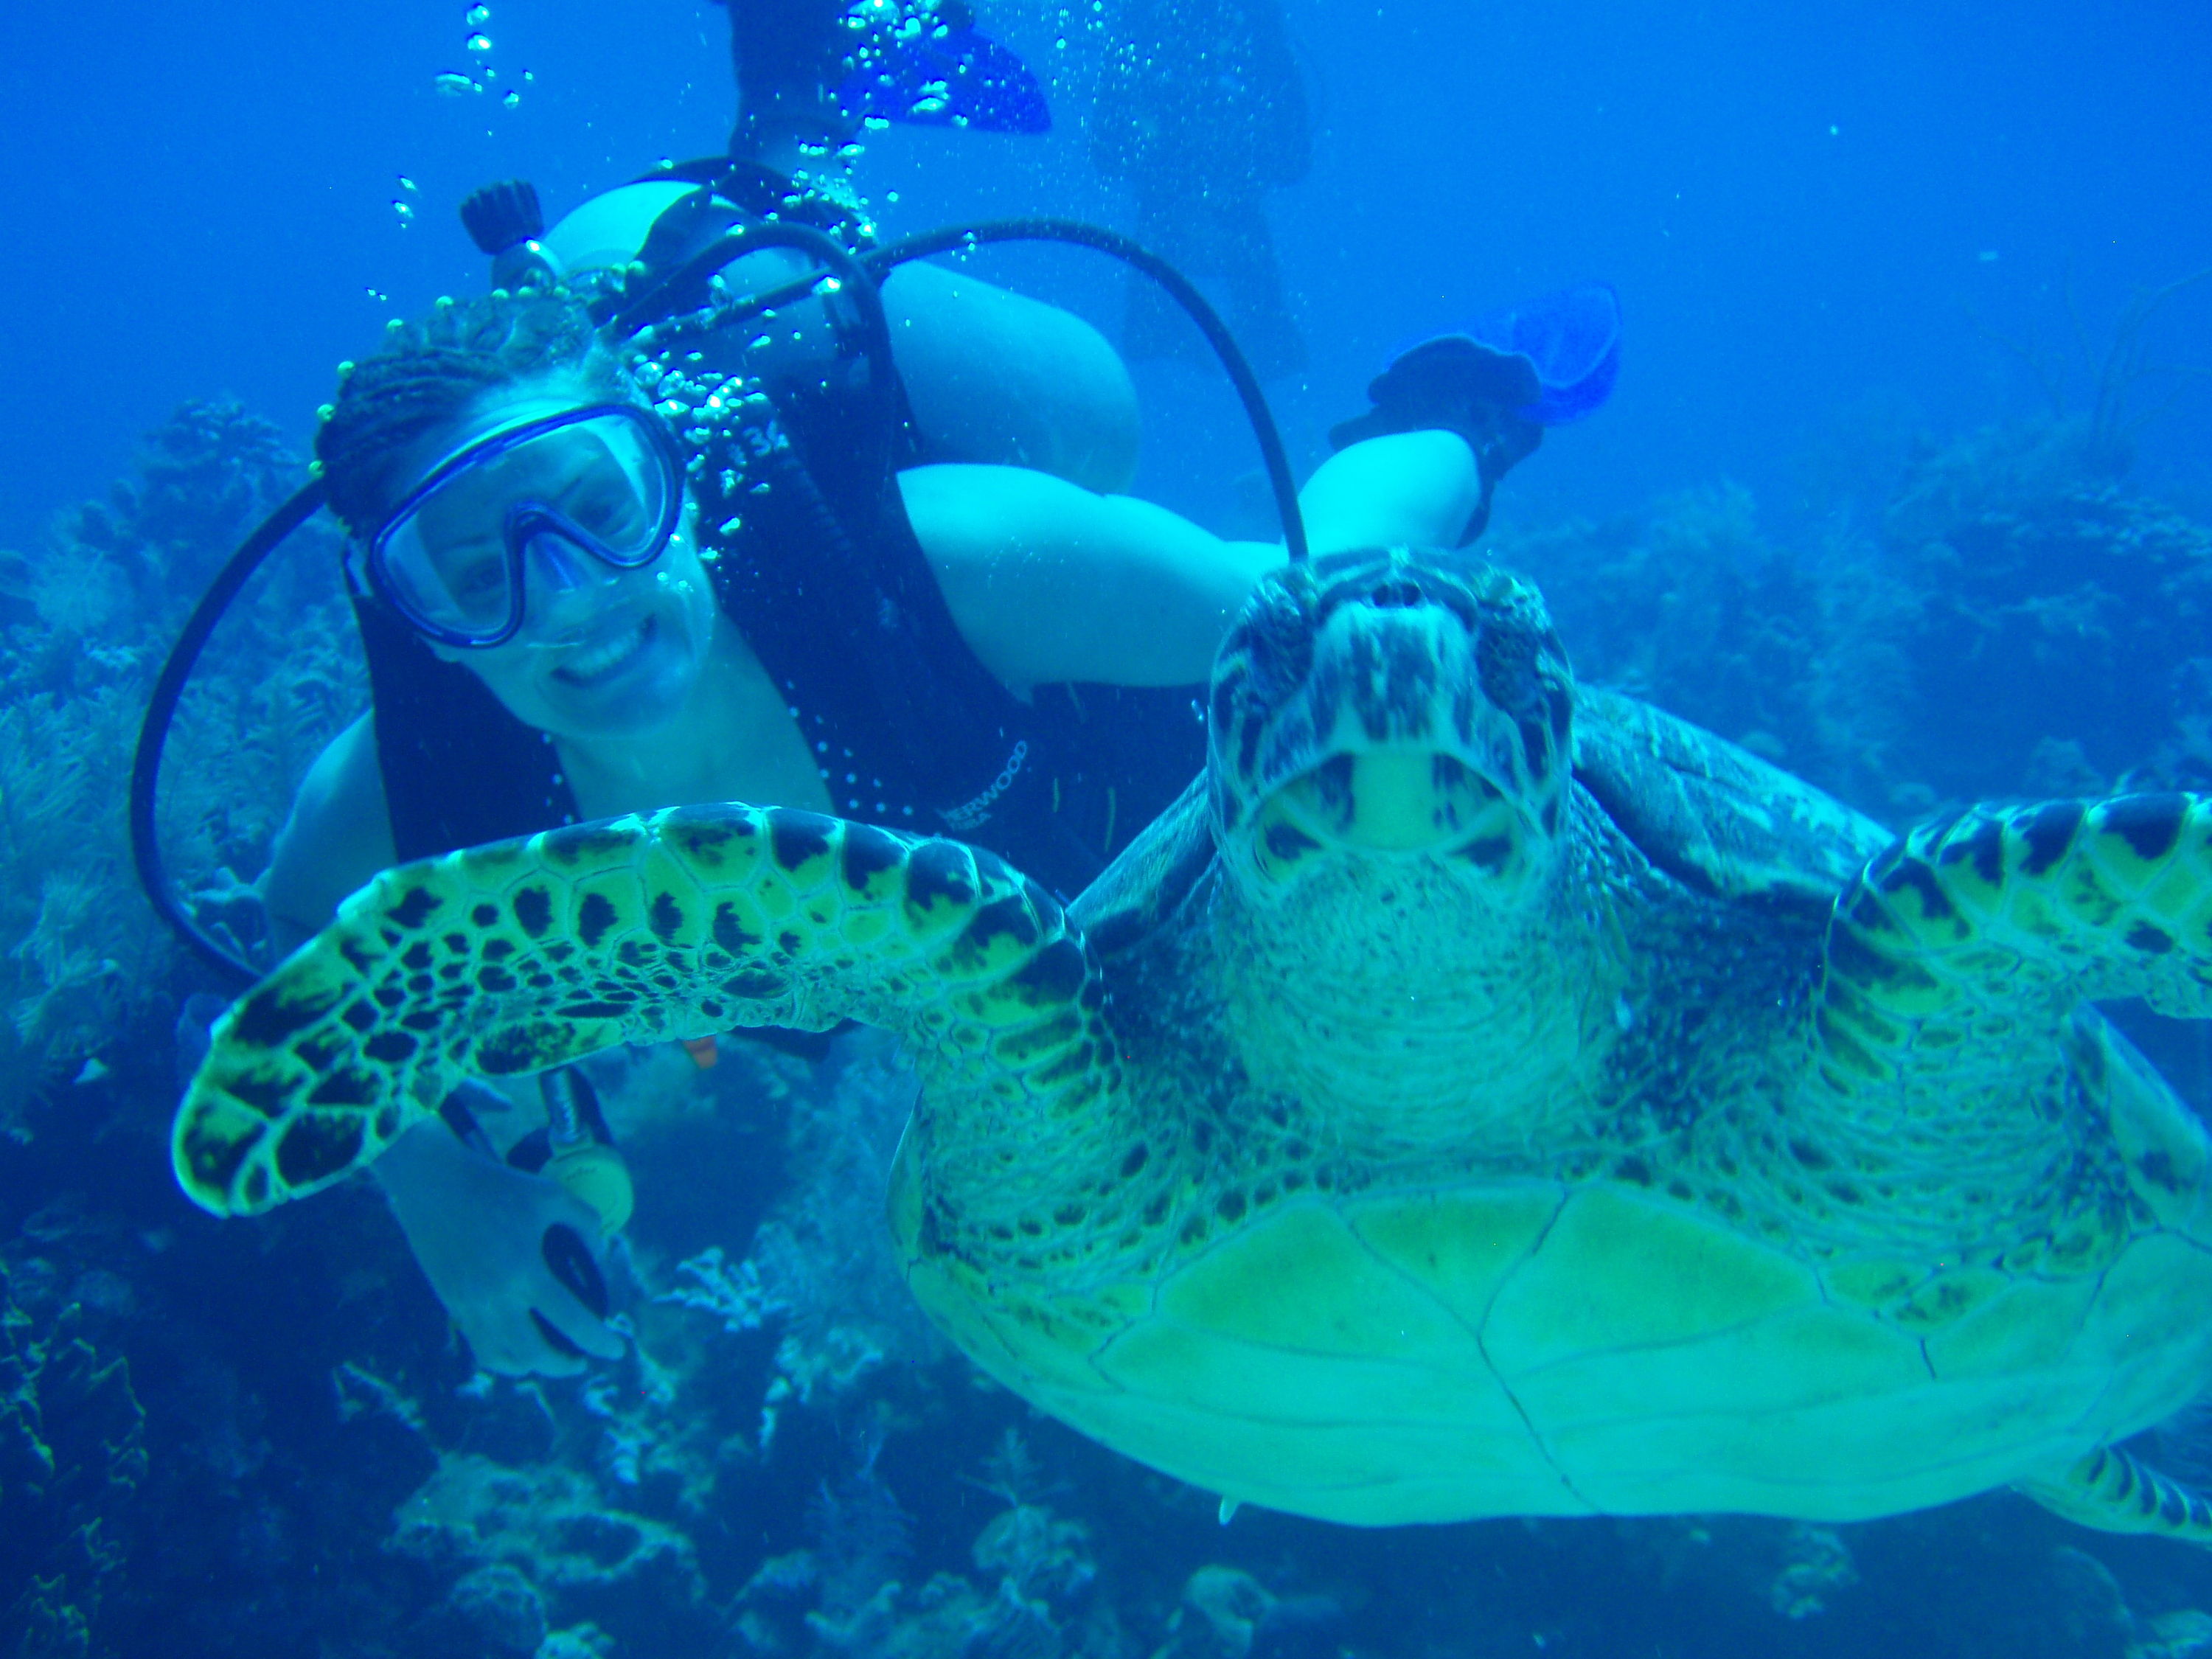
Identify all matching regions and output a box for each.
[1,1,2211,1655]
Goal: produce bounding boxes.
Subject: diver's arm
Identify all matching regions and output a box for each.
[1295,430,1484,555]
[260,714,400,955]
[258,715,624,1377]
[905,431,1482,691]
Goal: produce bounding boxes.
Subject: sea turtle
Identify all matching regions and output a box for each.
[174,545,2212,1540]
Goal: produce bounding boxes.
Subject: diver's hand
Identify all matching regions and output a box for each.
[371,1116,627,1377]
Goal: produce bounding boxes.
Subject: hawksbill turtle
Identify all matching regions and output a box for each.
[174,546,2212,1540]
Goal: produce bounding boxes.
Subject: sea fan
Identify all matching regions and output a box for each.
[804,1427,913,1621]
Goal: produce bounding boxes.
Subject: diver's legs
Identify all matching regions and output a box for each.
[1330,338,1547,544]
[1298,431,1483,557]
[883,261,1142,495]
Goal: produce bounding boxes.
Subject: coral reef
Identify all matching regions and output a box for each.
[729,1430,1119,1659]
[388,1445,706,1659]
[448,1561,549,1653]
[1501,414,2212,825]
[746,1034,945,1391]
[1497,481,1888,810]
[0,1261,147,1657]
[390,1449,702,1593]
[1877,420,2212,800]
[7,394,2212,1658]
[2135,1610,2212,1659]
[0,400,361,1126]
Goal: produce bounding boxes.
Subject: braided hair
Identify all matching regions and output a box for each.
[315,288,630,538]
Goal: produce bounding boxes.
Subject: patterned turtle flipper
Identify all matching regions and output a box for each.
[173,803,1115,1217]
[1815,794,2212,1093]
[2020,1446,2212,1543]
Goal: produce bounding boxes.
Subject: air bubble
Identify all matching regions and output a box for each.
[502,90,521,108]
[467,33,493,53]
[467,4,490,23]
[435,72,481,96]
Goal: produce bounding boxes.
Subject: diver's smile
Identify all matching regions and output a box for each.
[552,613,658,687]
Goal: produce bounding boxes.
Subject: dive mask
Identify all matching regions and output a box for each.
[362,403,686,648]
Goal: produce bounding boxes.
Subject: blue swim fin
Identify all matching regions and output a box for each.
[837,3,1051,134]
[1460,279,1621,425]
[1329,282,1621,544]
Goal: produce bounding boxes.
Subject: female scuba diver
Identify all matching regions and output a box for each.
[261,278,1528,1377]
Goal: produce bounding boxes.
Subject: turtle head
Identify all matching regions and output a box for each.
[1208,547,1575,900]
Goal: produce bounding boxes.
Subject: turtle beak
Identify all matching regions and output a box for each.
[1262,751,1526,852]
[1242,748,1540,887]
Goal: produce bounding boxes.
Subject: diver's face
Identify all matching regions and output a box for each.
[403,380,719,742]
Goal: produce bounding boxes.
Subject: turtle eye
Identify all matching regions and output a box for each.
[1239,583,1314,704]
[1475,621,1543,716]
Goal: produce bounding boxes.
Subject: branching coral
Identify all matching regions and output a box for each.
[748,1036,944,1393]
[0,400,364,1126]
[389,1449,702,1598]
[660,1245,785,1334]
[1879,429,2212,799]
[1974,265,2212,479]
[0,1264,147,1657]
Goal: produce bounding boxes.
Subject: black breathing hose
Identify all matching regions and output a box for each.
[129,477,330,988]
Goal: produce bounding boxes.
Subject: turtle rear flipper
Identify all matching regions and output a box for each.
[2021,1446,2212,1544]
[1816,794,2212,1093]
[174,802,1113,1217]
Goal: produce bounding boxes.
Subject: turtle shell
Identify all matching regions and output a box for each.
[1571,685,1896,912]
[895,689,2212,1528]
[897,998,2212,1526]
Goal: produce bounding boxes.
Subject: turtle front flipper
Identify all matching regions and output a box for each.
[1815,794,2212,1092]
[2020,1446,2212,1545]
[174,803,1112,1217]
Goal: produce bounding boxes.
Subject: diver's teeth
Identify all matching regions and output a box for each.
[561,619,648,678]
